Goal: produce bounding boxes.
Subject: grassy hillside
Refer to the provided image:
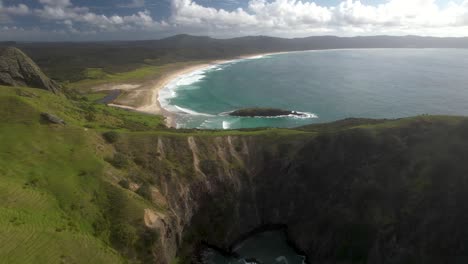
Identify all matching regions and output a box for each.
[68,61,208,91]
[0,86,170,263]
[2,84,468,263]
[0,86,311,263]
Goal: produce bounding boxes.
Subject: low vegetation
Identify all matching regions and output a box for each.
[10,35,468,83]
[0,86,166,263]
[0,85,312,263]
[2,83,468,263]
[68,62,208,91]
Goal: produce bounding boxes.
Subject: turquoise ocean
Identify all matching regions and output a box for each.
[159,49,468,129]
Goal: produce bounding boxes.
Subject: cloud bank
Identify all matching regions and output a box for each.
[1,0,468,40]
[171,0,468,36]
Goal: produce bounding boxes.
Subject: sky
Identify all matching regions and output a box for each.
[1,0,468,41]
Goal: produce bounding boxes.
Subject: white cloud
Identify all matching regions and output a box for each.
[169,0,468,37]
[3,0,468,39]
[0,1,7,23]
[119,0,146,8]
[39,0,72,8]
[0,0,30,18]
[171,0,256,29]
[4,4,30,15]
[33,0,166,33]
[0,0,30,24]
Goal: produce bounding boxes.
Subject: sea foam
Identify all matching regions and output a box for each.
[158,65,218,112]
[220,110,318,119]
[158,54,272,115]
[174,105,214,116]
[222,120,231,130]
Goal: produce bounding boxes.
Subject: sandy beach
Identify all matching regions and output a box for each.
[93,52,285,127]
[136,63,216,127]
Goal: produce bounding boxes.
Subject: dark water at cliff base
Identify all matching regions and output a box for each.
[201,231,306,264]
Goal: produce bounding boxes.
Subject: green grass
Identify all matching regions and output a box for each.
[2,84,467,263]
[84,68,109,79]
[69,61,207,90]
[0,123,126,263]
[0,86,165,131]
[0,86,167,263]
[300,116,465,133]
[71,66,159,88]
[84,92,108,102]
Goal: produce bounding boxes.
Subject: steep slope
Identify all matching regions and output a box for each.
[113,116,468,264]
[0,86,167,264]
[0,47,61,93]
[2,85,468,263]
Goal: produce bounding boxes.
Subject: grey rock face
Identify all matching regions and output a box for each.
[41,113,66,125]
[0,47,61,93]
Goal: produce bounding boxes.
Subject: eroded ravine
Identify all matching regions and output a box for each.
[118,118,468,264]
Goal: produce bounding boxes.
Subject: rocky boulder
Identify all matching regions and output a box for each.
[0,47,61,93]
[41,113,66,125]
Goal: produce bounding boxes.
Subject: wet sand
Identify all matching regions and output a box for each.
[93,52,286,127]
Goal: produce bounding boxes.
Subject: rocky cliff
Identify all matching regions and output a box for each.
[0,47,60,93]
[114,117,468,264]
[3,83,468,264]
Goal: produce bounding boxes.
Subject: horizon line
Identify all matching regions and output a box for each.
[2,34,468,44]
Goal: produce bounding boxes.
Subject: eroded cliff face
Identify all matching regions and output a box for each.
[116,133,303,263]
[118,118,468,264]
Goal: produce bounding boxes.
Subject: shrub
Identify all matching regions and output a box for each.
[142,227,160,247]
[118,179,130,189]
[136,183,152,200]
[102,131,119,143]
[111,222,138,248]
[85,112,96,122]
[108,153,129,169]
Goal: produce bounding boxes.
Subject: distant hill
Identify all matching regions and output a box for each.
[10,34,468,82]
[0,47,61,93]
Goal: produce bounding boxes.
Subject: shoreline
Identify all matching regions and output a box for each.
[138,62,216,128]
[98,51,286,128]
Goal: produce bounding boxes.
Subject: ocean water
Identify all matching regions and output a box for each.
[159,49,468,129]
[201,230,305,264]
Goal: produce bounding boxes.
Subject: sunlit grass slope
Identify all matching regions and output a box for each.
[0,86,166,263]
[1,84,467,264]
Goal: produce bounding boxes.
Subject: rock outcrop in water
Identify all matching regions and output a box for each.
[229,107,306,117]
[0,47,61,93]
[115,117,468,264]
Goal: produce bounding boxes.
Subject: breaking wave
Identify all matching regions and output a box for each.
[158,54,272,113]
[157,52,320,129]
[174,105,214,116]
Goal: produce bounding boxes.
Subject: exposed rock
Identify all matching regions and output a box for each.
[41,113,66,125]
[229,107,305,117]
[117,118,468,264]
[15,89,40,98]
[0,47,61,93]
[144,209,165,229]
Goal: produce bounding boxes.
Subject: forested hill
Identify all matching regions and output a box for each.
[6,35,468,82]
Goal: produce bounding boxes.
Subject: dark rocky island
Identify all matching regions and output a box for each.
[229,107,306,117]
